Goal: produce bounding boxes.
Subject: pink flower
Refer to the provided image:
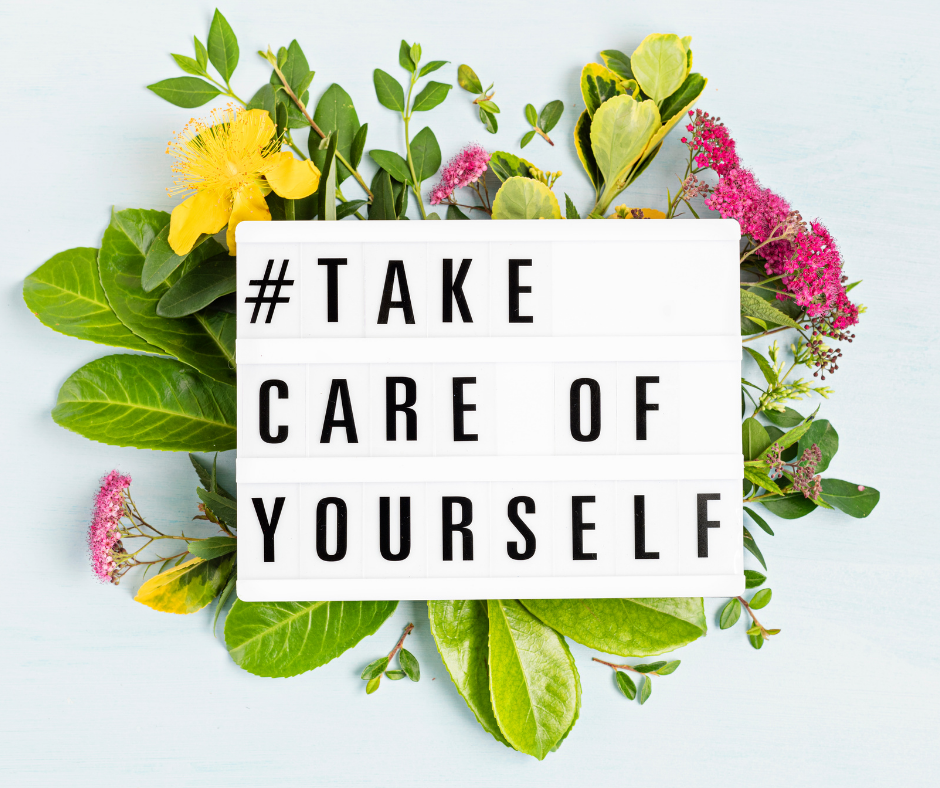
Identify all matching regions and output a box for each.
[428,144,490,205]
[682,110,739,176]
[89,470,131,583]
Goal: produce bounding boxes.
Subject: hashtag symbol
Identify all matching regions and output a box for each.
[245,259,294,324]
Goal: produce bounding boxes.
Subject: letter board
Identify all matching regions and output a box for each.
[236,219,744,600]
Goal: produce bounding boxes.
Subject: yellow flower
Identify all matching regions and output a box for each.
[609,205,667,219]
[166,107,320,256]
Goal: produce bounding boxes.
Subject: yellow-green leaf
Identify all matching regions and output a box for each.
[630,33,689,103]
[580,63,629,117]
[492,176,561,220]
[134,554,234,614]
[591,96,660,190]
[574,110,602,195]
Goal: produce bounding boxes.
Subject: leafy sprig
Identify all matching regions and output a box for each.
[522,100,564,147]
[361,623,420,693]
[457,64,500,133]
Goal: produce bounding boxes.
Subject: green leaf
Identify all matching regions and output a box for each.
[412,81,452,112]
[492,177,561,220]
[399,648,420,682]
[146,77,221,108]
[410,126,441,183]
[246,83,277,123]
[23,247,159,353]
[350,123,368,168]
[744,569,767,589]
[761,491,817,520]
[574,110,602,193]
[336,200,368,220]
[447,205,470,220]
[212,569,236,636]
[590,95,660,191]
[600,49,634,81]
[98,209,235,384]
[820,479,880,518]
[656,660,680,676]
[487,600,580,760]
[366,675,381,694]
[272,40,309,95]
[480,108,498,134]
[373,69,405,111]
[749,632,764,650]
[758,410,819,460]
[318,133,338,222]
[187,536,237,560]
[630,33,688,103]
[580,64,628,117]
[520,130,535,148]
[525,103,538,126]
[457,64,483,94]
[743,466,785,497]
[743,347,777,387]
[190,453,234,500]
[659,73,707,123]
[743,526,767,570]
[742,417,772,461]
[52,355,236,451]
[197,488,237,527]
[478,99,499,114]
[385,669,406,680]
[172,53,206,76]
[746,624,762,637]
[565,194,580,219]
[719,598,742,629]
[489,151,534,182]
[141,225,211,292]
[309,84,361,184]
[369,150,412,185]
[797,419,839,473]
[632,661,666,674]
[398,40,415,72]
[763,407,804,428]
[135,554,234,614]
[638,676,652,705]
[740,289,802,330]
[743,506,774,536]
[368,169,397,220]
[361,656,390,680]
[749,589,772,610]
[410,43,421,67]
[538,100,564,133]
[420,60,448,77]
[225,600,399,678]
[428,600,511,747]
[207,9,239,81]
[521,598,706,656]
[616,671,636,699]
[156,255,235,317]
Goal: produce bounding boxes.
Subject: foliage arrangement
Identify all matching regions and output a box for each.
[22,10,880,760]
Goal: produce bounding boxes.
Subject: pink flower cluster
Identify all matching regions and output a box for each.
[89,470,131,583]
[429,144,490,205]
[681,110,739,176]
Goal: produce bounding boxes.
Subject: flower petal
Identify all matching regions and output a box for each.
[226,183,271,255]
[168,189,231,255]
[265,152,321,199]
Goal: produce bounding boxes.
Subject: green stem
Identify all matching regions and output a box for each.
[402,77,428,220]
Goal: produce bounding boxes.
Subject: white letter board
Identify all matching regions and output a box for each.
[235,219,744,601]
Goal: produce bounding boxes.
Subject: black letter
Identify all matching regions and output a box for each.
[252,497,285,563]
[636,376,660,441]
[380,497,411,561]
[697,493,721,557]
[443,258,473,322]
[320,379,358,443]
[508,259,533,323]
[377,260,415,324]
[570,378,601,442]
[634,495,659,559]
[507,496,536,560]
[452,377,478,441]
[572,496,597,560]
[386,377,418,441]
[316,497,347,562]
[442,496,473,561]
[259,379,289,444]
[318,258,346,322]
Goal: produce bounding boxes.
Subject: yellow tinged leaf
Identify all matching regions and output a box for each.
[573,109,602,195]
[631,34,689,103]
[134,554,235,614]
[591,96,661,188]
[492,177,561,220]
[580,63,629,117]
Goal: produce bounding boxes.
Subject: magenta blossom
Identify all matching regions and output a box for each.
[682,110,739,177]
[89,470,131,583]
[429,144,491,206]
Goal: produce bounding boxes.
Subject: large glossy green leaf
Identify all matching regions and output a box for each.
[156,255,236,317]
[427,600,509,747]
[368,150,412,185]
[797,419,839,473]
[492,176,561,220]
[146,77,222,108]
[591,96,660,196]
[141,225,213,291]
[630,33,689,103]
[98,209,236,384]
[309,84,360,184]
[521,598,706,656]
[410,126,441,183]
[368,169,397,220]
[134,553,234,613]
[207,9,239,81]
[820,479,880,518]
[761,491,817,519]
[487,600,580,760]
[52,354,236,451]
[23,247,159,352]
[225,600,398,677]
[742,417,772,461]
[373,69,405,111]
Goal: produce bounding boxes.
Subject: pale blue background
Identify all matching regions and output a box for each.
[1,0,937,785]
